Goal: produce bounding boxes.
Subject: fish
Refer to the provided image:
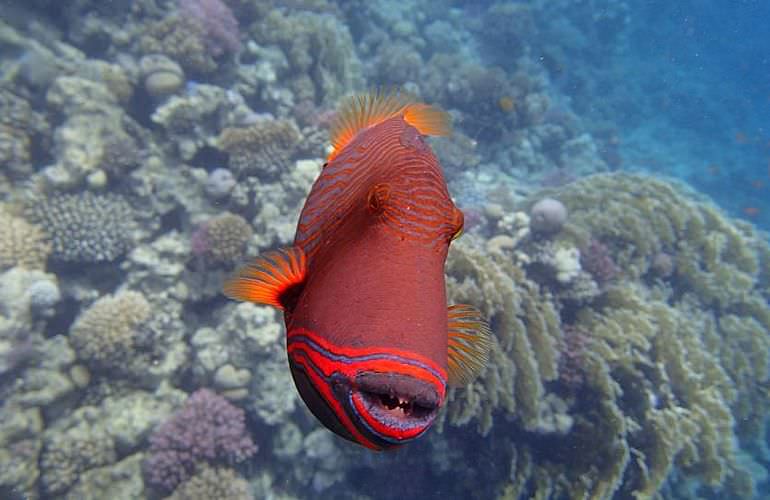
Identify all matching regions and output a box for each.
[743,206,760,217]
[223,90,491,450]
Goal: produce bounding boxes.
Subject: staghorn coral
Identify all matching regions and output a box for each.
[167,465,253,500]
[69,290,151,372]
[217,119,302,179]
[0,209,51,270]
[144,388,257,492]
[25,192,136,262]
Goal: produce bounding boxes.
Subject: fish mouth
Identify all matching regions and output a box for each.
[351,371,441,438]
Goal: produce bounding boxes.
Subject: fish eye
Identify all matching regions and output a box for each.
[367,183,391,214]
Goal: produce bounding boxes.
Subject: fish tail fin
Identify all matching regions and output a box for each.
[223,246,307,311]
[403,103,452,137]
[446,304,492,387]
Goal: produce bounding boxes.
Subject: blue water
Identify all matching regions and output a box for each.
[1,1,769,499]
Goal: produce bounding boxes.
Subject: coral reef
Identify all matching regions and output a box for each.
[437,173,770,498]
[217,119,302,179]
[0,209,51,270]
[144,388,257,492]
[190,212,253,266]
[167,465,253,500]
[0,0,768,498]
[69,290,151,373]
[25,192,136,262]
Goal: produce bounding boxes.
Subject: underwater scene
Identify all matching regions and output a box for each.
[1,0,769,499]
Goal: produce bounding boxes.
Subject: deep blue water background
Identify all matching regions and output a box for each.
[603,0,770,230]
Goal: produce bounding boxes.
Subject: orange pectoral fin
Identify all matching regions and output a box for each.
[223,246,307,310]
[446,304,492,387]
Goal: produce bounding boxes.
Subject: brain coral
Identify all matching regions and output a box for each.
[438,173,770,498]
[25,192,136,262]
[217,119,301,179]
[69,290,151,372]
[0,210,51,270]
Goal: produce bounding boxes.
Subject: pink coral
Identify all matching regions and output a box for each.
[179,0,241,56]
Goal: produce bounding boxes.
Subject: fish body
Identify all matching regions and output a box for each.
[224,91,490,450]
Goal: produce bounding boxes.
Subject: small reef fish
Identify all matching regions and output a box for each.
[224,90,491,450]
[743,206,760,217]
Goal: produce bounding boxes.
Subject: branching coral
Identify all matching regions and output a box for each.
[441,239,562,434]
[438,174,770,498]
[144,388,257,492]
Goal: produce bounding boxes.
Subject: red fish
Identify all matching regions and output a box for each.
[224,91,491,450]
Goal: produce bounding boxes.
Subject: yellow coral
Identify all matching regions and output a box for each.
[0,210,51,270]
[69,291,150,371]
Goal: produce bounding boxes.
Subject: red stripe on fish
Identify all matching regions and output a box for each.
[287,328,446,449]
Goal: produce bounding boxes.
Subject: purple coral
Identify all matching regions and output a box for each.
[558,325,589,389]
[179,0,241,56]
[144,388,257,492]
[580,238,618,285]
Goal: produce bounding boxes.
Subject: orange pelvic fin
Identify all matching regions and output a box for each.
[446,304,492,387]
[223,246,307,310]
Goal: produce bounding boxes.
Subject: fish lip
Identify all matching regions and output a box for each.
[352,371,441,428]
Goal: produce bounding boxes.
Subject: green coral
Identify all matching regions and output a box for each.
[440,174,770,498]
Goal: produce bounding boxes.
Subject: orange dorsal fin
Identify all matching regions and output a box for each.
[446,304,492,387]
[223,246,307,310]
[328,89,451,160]
[403,103,452,137]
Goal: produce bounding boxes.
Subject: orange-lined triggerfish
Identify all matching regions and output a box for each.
[224,90,491,450]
